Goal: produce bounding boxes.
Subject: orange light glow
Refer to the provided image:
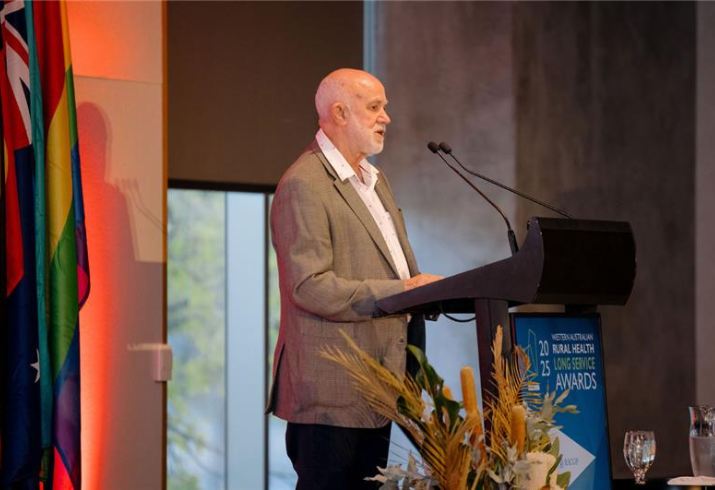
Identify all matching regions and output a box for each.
[77,101,116,490]
[67,1,162,84]
[70,2,166,487]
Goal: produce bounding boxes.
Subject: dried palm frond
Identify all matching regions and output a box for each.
[485,325,537,464]
[320,335,425,443]
[321,330,482,490]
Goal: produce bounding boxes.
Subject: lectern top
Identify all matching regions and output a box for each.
[375,216,636,316]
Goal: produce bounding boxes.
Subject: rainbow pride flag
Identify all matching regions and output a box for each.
[1,0,88,488]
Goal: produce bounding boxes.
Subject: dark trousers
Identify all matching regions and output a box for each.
[285,422,392,490]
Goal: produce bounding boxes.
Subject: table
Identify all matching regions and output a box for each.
[613,478,709,489]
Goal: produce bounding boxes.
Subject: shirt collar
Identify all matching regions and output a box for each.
[316,129,380,188]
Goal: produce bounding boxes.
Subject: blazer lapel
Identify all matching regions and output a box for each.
[314,148,401,278]
[375,178,420,277]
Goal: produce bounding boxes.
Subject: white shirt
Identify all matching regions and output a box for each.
[316,129,411,280]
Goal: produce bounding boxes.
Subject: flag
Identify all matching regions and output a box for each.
[1,0,89,488]
[1,0,44,485]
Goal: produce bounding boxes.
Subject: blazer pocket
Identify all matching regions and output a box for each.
[295,326,359,409]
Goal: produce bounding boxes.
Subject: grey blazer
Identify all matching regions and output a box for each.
[266,141,421,428]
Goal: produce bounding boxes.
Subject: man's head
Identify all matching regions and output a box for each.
[315,68,391,166]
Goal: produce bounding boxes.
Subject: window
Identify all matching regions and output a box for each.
[167,189,294,489]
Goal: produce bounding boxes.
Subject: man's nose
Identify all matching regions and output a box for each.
[379,109,391,125]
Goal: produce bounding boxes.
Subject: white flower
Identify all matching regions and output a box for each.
[519,452,564,490]
[365,453,437,489]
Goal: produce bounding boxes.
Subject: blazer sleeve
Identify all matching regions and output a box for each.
[271,174,405,322]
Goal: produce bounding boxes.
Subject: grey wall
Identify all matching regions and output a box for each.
[373,2,516,274]
[373,0,701,479]
[514,3,696,477]
[696,2,715,407]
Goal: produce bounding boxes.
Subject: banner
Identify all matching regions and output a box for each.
[514,314,611,490]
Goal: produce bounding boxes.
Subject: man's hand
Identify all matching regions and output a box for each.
[403,273,444,291]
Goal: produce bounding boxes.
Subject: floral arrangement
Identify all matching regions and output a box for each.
[321,325,577,490]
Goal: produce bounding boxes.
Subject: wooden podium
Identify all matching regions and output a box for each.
[375,216,637,403]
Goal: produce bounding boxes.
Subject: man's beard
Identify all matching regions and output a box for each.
[348,124,384,157]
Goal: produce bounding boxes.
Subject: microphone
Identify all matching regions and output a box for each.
[428,141,519,255]
[438,142,573,219]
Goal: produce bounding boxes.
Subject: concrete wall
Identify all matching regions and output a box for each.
[514,2,696,477]
[67,2,167,488]
[696,2,715,407]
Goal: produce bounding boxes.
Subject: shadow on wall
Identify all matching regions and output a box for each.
[77,102,165,489]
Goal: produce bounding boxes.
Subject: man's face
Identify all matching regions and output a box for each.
[345,78,391,157]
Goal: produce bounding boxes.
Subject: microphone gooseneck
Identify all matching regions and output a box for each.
[438,141,573,219]
[427,141,519,255]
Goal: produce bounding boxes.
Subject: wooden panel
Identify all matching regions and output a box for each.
[168,1,363,187]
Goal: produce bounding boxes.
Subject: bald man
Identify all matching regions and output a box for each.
[266,69,441,489]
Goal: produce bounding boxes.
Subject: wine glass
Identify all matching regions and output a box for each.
[623,431,656,484]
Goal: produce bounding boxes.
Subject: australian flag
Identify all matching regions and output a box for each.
[1,0,44,486]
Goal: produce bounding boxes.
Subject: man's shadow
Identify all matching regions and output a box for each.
[77,101,166,485]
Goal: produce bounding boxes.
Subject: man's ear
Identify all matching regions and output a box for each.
[332,103,349,126]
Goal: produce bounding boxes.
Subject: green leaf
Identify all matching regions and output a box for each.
[546,454,562,484]
[557,471,571,489]
[548,437,561,458]
[396,395,411,417]
[440,397,463,430]
[408,346,439,382]
[407,345,444,395]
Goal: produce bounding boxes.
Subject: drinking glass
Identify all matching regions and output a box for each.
[689,405,715,477]
[623,431,656,484]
